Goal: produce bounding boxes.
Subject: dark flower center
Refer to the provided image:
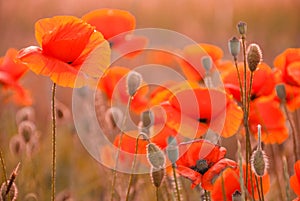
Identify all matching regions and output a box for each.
[198,118,208,123]
[191,159,209,174]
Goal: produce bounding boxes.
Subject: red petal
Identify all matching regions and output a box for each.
[176,165,202,188]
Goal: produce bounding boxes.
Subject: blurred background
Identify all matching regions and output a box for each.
[0,0,300,200]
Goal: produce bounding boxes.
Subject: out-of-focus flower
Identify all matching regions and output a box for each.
[17,16,110,88]
[179,43,223,82]
[0,48,31,105]
[98,66,148,113]
[290,160,300,198]
[175,139,237,190]
[274,48,300,111]
[211,164,270,201]
[82,9,147,58]
[158,84,243,138]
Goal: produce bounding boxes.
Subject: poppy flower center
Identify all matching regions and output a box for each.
[198,118,208,123]
[191,159,209,174]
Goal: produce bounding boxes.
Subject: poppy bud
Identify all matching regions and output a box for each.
[126,71,142,97]
[141,110,154,129]
[228,37,240,57]
[275,84,286,102]
[15,107,35,125]
[146,143,166,169]
[247,43,262,72]
[237,21,247,35]
[201,56,212,72]
[251,124,268,177]
[17,121,36,143]
[166,136,179,164]
[232,190,242,201]
[150,167,165,188]
[105,107,123,129]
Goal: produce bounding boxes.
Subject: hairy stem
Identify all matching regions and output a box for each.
[172,164,181,201]
[51,82,57,201]
[111,98,132,201]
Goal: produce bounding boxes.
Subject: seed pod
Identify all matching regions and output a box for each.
[275,84,286,102]
[150,167,165,188]
[166,136,179,164]
[15,106,35,125]
[228,37,240,57]
[141,110,154,129]
[202,56,212,72]
[237,21,247,35]
[146,143,165,169]
[126,71,142,97]
[9,135,26,157]
[247,43,262,72]
[18,121,36,143]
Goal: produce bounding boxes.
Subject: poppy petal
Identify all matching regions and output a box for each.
[201,158,237,191]
[176,165,202,188]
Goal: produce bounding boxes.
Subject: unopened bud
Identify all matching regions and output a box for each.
[228,37,240,57]
[247,43,262,72]
[18,121,36,143]
[250,124,268,177]
[166,136,179,164]
[150,167,165,188]
[275,84,286,102]
[146,143,165,169]
[232,190,242,201]
[201,56,212,72]
[141,110,154,129]
[126,71,142,97]
[237,21,247,35]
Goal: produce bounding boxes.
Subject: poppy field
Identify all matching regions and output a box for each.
[0,1,300,201]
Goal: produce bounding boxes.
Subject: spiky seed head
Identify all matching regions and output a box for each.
[126,71,142,97]
[237,21,247,35]
[0,181,18,201]
[150,167,165,188]
[247,43,262,72]
[202,56,212,72]
[232,190,242,201]
[275,84,287,102]
[228,37,240,57]
[146,143,166,169]
[166,136,179,164]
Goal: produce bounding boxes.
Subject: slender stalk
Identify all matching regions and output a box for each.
[110,98,132,201]
[0,148,8,185]
[156,187,159,201]
[259,177,264,201]
[221,172,226,201]
[126,133,150,201]
[254,176,262,201]
[282,156,290,201]
[282,103,299,161]
[204,190,210,201]
[51,82,57,201]
[233,57,243,105]
[237,140,245,200]
[172,164,181,201]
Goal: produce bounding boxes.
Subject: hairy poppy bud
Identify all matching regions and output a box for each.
[202,56,212,72]
[126,71,142,97]
[275,83,286,102]
[146,143,165,169]
[18,121,36,143]
[150,167,165,188]
[251,124,268,177]
[237,21,247,35]
[166,136,179,164]
[247,43,262,72]
[141,110,154,129]
[232,190,242,201]
[228,37,240,57]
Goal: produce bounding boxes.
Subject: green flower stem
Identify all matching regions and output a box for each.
[51,82,57,201]
[172,164,181,201]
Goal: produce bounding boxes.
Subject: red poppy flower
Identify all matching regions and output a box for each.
[290,160,300,198]
[175,139,237,190]
[159,84,243,138]
[17,16,110,88]
[222,62,276,101]
[82,9,147,58]
[249,96,288,144]
[98,66,148,114]
[179,43,223,82]
[0,48,32,105]
[211,164,270,201]
[274,48,300,86]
